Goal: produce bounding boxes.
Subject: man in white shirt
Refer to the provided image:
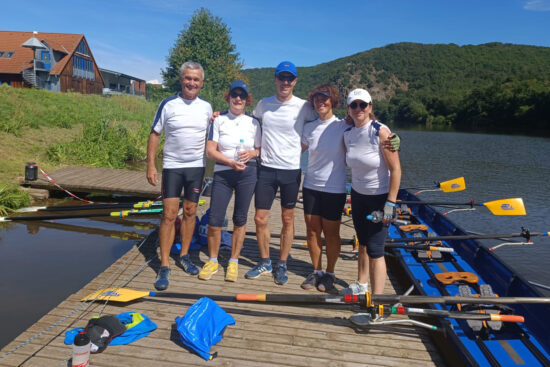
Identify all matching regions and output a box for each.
[245,61,316,285]
[147,61,212,290]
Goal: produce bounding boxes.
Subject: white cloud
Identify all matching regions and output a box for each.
[524,0,550,11]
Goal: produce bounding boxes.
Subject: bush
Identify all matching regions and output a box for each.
[0,183,31,216]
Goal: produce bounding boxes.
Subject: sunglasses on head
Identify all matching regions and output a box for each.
[230,89,248,99]
[276,74,296,82]
[349,101,369,110]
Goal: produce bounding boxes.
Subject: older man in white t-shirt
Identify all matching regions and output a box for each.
[245,61,316,285]
[146,61,212,290]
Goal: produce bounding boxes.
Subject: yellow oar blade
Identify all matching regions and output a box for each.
[483,198,526,215]
[439,177,466,192]
[81,288,150,302]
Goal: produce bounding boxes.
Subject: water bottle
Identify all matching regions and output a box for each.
[72,332,91,367]
[234,139,245,162]
[366,211,408,225]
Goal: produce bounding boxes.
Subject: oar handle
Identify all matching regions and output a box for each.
[397,200,476,206]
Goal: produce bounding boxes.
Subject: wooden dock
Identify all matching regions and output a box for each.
[0,196,447,367]
[22,166,160,198]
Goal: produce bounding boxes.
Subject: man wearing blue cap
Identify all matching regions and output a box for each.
[245,61,316,285]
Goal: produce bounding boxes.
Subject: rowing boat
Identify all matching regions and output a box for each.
[390,189,550,366]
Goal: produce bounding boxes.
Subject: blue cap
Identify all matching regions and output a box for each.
[275,61,297,77]
[312,91,330,97]
[229,80,249,94]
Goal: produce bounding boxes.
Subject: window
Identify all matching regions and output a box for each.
[72,55,95,80]
[0,51,4,57]
[76,40,89,56]
[6,52,14,58]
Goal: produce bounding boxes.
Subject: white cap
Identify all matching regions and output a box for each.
[347,88,372,105]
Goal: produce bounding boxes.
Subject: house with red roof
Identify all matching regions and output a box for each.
[0,30,146,97]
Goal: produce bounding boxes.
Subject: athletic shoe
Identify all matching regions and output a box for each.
[301,272,321,290]
[176,254,199,275]
[198,260,218,280]
[225,262,238,282]
[273,263,289,285]
[339,280,368,295]
[245,260,272,279]
[317,273,335,292]
[154,266,171,290]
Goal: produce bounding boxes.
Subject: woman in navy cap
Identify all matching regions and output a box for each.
[198,80,261,282]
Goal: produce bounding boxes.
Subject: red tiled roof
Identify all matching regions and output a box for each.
[0,31,84,75]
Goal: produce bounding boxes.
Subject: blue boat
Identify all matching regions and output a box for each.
[388,189,550,367]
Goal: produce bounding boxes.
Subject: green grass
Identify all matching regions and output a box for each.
[0,183,30,215]
[0,84,156,136]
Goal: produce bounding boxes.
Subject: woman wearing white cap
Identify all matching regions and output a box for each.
[198,80,261,282]
[342,88,401,295]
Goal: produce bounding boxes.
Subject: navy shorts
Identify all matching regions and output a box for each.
[255,166,301,209]
[302,187,347,221]
[209,166,257,227]
[350,189,388,258]
[161,167,205,202]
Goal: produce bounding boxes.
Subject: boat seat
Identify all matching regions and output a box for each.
[435,272,479,285]
[399,224,428,232]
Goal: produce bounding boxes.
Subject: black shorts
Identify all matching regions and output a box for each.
[302,187,346,221]
[161,167,205,202]
[350,189,388,259]
[255,166,301,209]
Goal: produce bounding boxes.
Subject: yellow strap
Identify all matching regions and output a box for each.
[399,224,428,232]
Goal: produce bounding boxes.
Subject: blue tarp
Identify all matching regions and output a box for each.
[175,297,235,361]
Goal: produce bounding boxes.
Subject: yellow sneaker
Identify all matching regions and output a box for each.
[225,262,238,282]
[198,260,218,280]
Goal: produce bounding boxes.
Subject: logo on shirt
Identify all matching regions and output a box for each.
[193,188,200,193]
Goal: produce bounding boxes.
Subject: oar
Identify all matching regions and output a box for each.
[81,288,550,306]
[236,293,550,306]
[377,305,523,322]
[0,208,163,222]
[402,177,466,193]
[17,200,165,213]
[397,198,526,216]
[385,230,549,244]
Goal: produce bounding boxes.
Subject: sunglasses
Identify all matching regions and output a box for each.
[230,90,248,99]
[276,74,296,82]
[349,101,369,110]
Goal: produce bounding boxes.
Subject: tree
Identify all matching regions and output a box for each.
[162,8,245,109]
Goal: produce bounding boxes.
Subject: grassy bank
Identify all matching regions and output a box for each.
[0,87,158,208]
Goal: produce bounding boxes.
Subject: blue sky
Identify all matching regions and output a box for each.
[3,0,550,82]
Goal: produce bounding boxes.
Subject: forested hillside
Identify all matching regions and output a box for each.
[243,42,550,135]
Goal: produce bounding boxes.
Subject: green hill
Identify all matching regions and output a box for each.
[243,42,550,135]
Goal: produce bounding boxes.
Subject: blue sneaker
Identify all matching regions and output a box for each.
[154,266,171,290]
[176,254,199,275]
[245,260,272,279]
[273,263,288,285]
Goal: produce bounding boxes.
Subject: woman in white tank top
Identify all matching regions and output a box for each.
[342,88,402,296]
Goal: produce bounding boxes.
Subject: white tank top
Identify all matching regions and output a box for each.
[343,120,390,195]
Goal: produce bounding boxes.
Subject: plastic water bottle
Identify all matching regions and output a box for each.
[234,139,245,162]
[366,211,408,225]
[72,332,91,367]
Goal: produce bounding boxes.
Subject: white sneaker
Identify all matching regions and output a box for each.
[340,280,369,295]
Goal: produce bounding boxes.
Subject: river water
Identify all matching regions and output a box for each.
[1,130,549,351]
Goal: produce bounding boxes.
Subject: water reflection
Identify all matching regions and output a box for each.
[0,215,158,349]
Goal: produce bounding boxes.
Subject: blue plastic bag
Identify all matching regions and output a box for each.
[198,209,233,248]
[175,297,235,360]
[171,216,201,253]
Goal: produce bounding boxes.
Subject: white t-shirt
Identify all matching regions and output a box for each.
[344,120,391,195]
[253,95,316,170]
[151,94,212,169]
[301,116,348,193]
[208,111,261,172]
